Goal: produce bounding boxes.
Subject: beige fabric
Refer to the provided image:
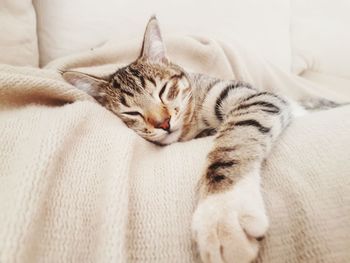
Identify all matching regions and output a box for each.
[0,36,349,263]
[301,70,350,96]
[0,0,39,67]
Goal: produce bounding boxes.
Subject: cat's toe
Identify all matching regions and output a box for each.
[240,211,269,240]
[216,209,260,263]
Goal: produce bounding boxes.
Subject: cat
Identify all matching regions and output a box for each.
[62,16,327,263]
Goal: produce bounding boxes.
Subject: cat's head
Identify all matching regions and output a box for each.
[63,16,193,145]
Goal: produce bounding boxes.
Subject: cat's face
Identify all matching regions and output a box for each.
[109,60,192,145]
[63,16,193,145]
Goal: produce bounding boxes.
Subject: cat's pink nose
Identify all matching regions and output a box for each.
[155,117,171,131]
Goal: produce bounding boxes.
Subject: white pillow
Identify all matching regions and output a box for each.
[0,0,39,67]
[34,0,291,71]
[291,0,350,78]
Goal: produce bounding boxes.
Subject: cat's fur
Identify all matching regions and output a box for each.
[63,16,306,263]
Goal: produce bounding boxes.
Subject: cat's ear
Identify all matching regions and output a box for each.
[139,16,169,64]
[62,70,109,99]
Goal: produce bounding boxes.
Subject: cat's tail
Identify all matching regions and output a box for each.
[298,98,350,111]
[288,97,349,118]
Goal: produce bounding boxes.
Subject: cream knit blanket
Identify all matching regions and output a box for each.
[0,36,349,263]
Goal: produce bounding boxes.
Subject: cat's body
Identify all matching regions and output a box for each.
[62,17,330,263]
[177,73,293,142]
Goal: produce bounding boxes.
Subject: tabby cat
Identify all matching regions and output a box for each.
[63,17,305,263]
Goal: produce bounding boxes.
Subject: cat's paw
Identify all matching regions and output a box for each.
[192,173,268,263]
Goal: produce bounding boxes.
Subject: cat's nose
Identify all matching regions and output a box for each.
[155,117,171,131]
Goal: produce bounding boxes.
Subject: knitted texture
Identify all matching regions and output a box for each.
[0,36,349,262]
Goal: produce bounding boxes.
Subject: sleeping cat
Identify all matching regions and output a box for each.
[62,16,311,263]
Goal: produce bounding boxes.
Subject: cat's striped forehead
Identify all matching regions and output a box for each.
[111,60,185,95]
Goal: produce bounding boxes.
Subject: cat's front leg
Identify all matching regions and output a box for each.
[191,91,292,262]
[192,167,268,263]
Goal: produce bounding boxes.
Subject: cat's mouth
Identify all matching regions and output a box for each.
[167,127,178,134]
[158,128,182,145]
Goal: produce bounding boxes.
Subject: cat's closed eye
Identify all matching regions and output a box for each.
[122,111,144,118]
[159,83,168,102]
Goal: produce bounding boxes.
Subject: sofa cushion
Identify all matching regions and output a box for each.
[0,0,39,67]
[33,0,291,71]
[291,0,350,78]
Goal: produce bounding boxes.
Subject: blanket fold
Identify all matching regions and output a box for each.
[0,35,349,263]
